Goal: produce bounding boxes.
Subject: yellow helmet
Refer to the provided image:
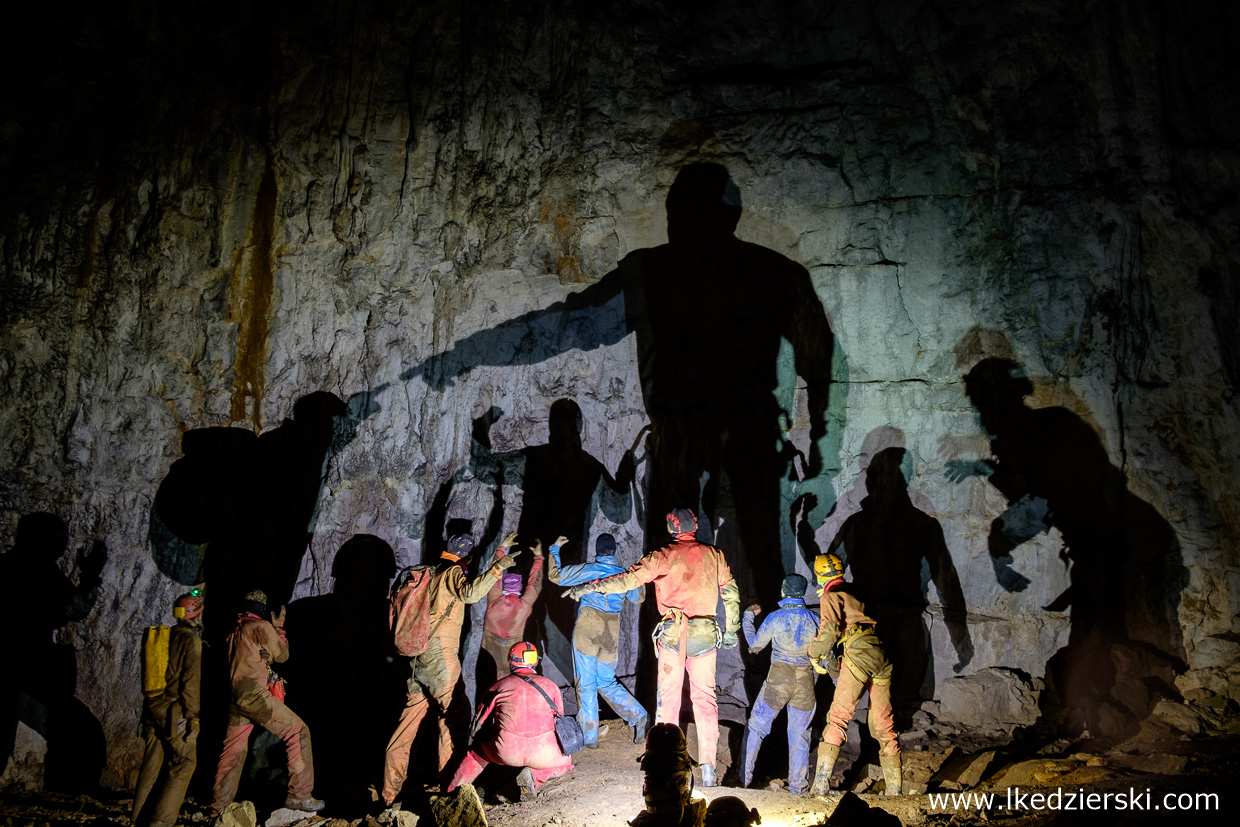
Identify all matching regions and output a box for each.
[814,552,844,584]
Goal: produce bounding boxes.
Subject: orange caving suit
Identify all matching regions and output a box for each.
[810,581,899,757]
[482,552,545,675]
[212,613,311,813]
[447,666,573,792]
[133,621,202,826]
[381,559,503,804]
[582,532,740,767]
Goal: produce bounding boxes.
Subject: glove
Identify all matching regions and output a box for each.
[566,584,595,601]
[271,605,287,629]
[496,549,523,570]
[720,630,738,649]
[531,539,543,557]
[811,655,830,675]
[745,603,761,617]
[499,531,519,550]
[553,535,569,549]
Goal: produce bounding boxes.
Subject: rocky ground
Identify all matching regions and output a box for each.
[5,712,1240,827]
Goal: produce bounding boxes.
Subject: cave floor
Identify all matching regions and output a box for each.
[4,726,1239,827]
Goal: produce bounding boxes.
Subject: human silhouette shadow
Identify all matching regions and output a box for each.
[421,433,506,709]
[466,399,635,687]
[0,512,107,791]
[827,446,973,728]
[402,162,838,611]
[946,357,1186,745]
[281,534,400,804]
[150,390,374,637]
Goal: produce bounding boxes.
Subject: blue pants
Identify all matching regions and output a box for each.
[573,648,647,745]
[742,662,816,794]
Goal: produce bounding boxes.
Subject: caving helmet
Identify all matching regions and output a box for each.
[509,641,540,670]
[666,508,698,536]
[242,589,267,617]
[780,574,808,599]
[173,589,204,621]
[813,553,844,585]
[441,534,475,562]
[704,796,762,827]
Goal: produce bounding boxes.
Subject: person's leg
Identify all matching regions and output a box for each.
[869,680,901,794]
[259,697,315,800]
[381,691,429,804]
[150,733,197,825]
[446,750,489,792]
[574,648,601,746]
[430,653,464,771]
[786,664,817,795]
[211,718,253,814]
[684,649,719,767]
[741,686,778,787]
[786,702,815,794]
[131,722,164,822]
[595,656,647,727]
[654,643,685,727]
[823,667,866,748]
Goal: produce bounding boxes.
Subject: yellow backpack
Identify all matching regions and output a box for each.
[142,625,171,698]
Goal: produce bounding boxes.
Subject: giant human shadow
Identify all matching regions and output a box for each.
[403,163,839,610]
[827,446,973,727]
[946,357,1186,744]
[466,399,635,687]
[0,512,107,791]
[150,391,374,637]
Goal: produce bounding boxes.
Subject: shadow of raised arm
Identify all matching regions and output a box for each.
[400,272,627,390]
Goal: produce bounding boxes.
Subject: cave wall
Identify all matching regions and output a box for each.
[1,0,1238,786]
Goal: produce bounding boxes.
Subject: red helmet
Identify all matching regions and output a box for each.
[173,592,204,620]
[508,641,540,670]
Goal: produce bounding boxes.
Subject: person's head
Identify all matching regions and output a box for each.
[963,358,1033,412]
[501,573,523,596]
[666,507,697,537]
[780,574,808,599]
[665,163,742,243]
[813,553,844,588]
[704,796,761,827]
[173,590,204,624]
[508,641,539,672]
[242,589,267,617]
[548,398,584,449]
[595,533,617,562]
[440,534,475,565]
[640,723,696,812]
[15,512,69,560]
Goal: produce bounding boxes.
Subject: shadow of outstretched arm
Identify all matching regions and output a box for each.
[400,272,627,389]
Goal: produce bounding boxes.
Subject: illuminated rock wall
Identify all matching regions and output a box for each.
[1,0,1237,785]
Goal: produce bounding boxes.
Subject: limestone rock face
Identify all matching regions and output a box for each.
[937,668,1041,728]
[1,0,1238,785]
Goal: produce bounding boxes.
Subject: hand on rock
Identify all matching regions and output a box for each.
[500,531,519,549]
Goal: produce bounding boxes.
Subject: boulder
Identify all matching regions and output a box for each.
[214,801,258,827]
[427,784,486,827]
[937,668,1040,727]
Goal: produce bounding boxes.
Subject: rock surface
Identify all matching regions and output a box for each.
[0,0,1238,787]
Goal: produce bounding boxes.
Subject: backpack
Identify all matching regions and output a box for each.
[142,625,171,699]
[390,565,438,657]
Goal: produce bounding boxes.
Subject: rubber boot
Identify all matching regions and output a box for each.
[810,744,839,797]
[700,764,717,787]
[880,754,902,796]
[740,729,762,788]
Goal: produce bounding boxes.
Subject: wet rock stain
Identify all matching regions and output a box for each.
[228,155,278,431]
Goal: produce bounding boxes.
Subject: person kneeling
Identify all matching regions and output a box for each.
[448,642,572,799]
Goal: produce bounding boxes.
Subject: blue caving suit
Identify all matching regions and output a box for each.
[741,596,820,793]
[549,541,648,746]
